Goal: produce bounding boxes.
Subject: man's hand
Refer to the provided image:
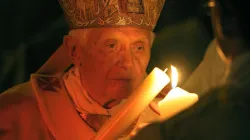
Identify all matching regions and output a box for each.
[149,101,161,116]
[131,123,162,140]
[150,85,171,115]
[129,123,150,138]
[129,85,171,138]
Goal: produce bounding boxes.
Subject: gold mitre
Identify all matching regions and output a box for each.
[58,0,165,31]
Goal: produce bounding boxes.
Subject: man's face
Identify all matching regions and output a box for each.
[73,27,153,107]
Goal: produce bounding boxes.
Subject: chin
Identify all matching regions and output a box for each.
[110,90,131,100]
[106,84,134,99]
[117,92,131,100]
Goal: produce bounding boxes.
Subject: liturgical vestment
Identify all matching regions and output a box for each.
[0,73,161,140]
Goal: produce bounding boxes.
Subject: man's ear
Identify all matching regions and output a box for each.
[63,35,81,66]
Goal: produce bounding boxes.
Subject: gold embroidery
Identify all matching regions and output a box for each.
[58,0,165,30]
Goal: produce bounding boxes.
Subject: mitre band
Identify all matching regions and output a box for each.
[58,0,165,30]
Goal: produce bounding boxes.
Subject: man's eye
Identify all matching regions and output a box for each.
[132,41,145,53]
[133,45,144,53]
[107,44,116,48]
[137,46,144,51]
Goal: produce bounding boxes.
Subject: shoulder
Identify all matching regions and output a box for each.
[0,73,64,116]
[0,72,65,122]
[203,39,217,59]
[0,82,34,110]
[0,82,36,128]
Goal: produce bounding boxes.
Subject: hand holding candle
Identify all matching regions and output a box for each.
[94,67,170,140]
[158,66,199,121]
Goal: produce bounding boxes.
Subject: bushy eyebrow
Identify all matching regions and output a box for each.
[99,30,149,40]
[132,40,145,44]
[101,38,149,45]
[103,39,117,44]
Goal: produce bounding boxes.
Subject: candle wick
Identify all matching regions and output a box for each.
[163,68,168,73]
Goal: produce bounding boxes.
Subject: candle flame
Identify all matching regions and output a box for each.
[171,65,178,88]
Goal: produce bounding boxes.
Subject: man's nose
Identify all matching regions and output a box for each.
[116,46,133,70]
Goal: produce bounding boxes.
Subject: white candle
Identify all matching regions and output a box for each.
[158,87,198,121]
[94,67,170,140]
[158,66,199,121]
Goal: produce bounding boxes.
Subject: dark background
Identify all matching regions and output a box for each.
[0,0,213,93]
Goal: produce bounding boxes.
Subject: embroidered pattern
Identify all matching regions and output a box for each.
[58,0,165,30]
[36,76,61,92]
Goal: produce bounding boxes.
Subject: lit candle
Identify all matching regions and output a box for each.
[94,67,170,140]
[158,66,199,121]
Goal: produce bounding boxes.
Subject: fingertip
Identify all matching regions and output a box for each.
[149,102,161,116]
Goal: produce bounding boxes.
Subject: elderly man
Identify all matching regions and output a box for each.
[134,0,250,139]
[0,0,165,139]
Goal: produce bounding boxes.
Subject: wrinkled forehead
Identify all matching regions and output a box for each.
[102,28,153,44]
[70,27,154,43]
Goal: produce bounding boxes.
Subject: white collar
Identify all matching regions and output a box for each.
[63,67,125,119]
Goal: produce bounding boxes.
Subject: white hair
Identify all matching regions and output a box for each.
[68,29,93,46]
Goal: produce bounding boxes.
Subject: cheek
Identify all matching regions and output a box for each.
[134,51,150,71]
[132,53,150,87]
[79,49,101,78]
[80,49,117,78]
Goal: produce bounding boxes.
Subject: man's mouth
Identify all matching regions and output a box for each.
[110,79,131,87]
